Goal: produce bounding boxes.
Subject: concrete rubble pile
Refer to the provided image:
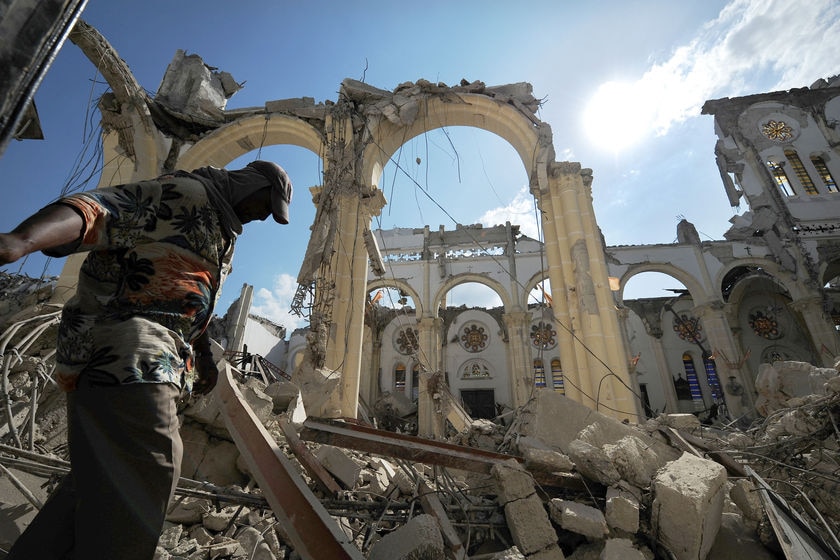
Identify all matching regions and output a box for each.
[0,295,839,559]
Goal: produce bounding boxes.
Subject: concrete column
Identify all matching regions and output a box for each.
[324,189,386,418]
[650,336,680,414]
[693,302,755,416]
[789,296,840,367]
[503,311,535,408]
[573,168,637,421]
[542,162,636,421]
[416,316,443,437]
[533,189,586,406]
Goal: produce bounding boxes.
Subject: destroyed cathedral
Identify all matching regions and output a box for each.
[2,11,840,560]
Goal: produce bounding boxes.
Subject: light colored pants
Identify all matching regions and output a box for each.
[7,381,182,560]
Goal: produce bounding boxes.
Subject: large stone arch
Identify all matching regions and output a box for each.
[177,113,325,170]
[618,263,710,304]
[433,273,512,316]
[360,94,545,193]
[523,270,551,307]
[716,258,802,301]
[366,277,423,318]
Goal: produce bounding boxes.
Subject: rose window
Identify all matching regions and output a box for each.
[460,324,488,353]
[395,328,419,355]
[530,322,557,349]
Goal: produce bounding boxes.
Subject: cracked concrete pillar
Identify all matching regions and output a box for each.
[325,189,386,419]
[503,311,535,408]
[693,302,755,416]
[536,162,636,421]
[790,296,840,367]
[416,316,443,437]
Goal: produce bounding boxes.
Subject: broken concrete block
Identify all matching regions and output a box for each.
[314,445,363,489]
[503,494,561,555]
[652,452,727,560]
[600,538,646,560]
[166,497,211,525]
[367,514,445,560]
[491,459,537,503]
[604,487,639,534]
[263,381,301,413]
[170,537,200,557]
[729,479,763,522]
[602,436,661,489]
[489,546,527,559]
[658,413,701,432]
[158,523,183,549]
[203,505,244,532]
[235,526,276,560]
[549,499,608,540]
[523,447,575,473]
[242,378,275,425]
[566,439,621,486]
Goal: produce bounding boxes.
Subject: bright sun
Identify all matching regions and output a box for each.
[583,81,651,153]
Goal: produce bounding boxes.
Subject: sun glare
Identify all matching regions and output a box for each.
[583,81,651,153]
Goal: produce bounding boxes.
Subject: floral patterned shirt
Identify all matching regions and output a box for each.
[47,175,237,390]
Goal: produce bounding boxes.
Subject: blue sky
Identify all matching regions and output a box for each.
[1,0,839,332]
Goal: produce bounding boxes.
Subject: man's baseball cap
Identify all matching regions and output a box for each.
[246,160,293,224]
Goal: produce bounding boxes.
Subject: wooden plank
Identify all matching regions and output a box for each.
[217,364,364,560]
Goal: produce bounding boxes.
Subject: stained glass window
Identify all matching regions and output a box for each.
[394,363,406,392]
[767,161,794,196]
[533,359,546,388]
[811,155,838,193]
[551,359,564,394]
[784,150,817,194]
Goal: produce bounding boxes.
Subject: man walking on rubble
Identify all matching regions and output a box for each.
[0,160,292,560]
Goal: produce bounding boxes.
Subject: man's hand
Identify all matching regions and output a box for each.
[192,353,218,395]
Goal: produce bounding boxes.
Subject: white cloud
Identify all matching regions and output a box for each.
[585,0,840,145]
[478,185,540,239]
[250,273,307,333]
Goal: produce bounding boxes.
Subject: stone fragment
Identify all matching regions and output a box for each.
[729,479,763,522]
[602,436,661,489]
[652,453,727,560]
[166,497,211,525]
[523,447,575,472]
[235,526,276,560]
[549,499,608,540]
[491,459,537,504]
[170,538,200,557]
[658,413,701,432]
[566,439,621,486]
[367,513,445,560]
[600,538,645,560]
[158,523,184,549]
[314,444,363,489]
[526,545,566,559]
[490,546,527,559]
[206,536,243,559]
[263,381,301,413]
[503,495,561,555]
[202,506,244,532]
[605,487,639,534]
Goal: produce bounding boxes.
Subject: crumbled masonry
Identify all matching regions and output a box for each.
[2,303,840,558]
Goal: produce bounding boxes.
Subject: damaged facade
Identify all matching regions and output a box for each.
[2,17,840,560]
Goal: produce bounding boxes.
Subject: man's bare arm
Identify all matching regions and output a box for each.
[0,205,84,266]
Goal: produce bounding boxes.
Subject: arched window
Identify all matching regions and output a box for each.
[703,355,723,401]
[811,155,838,193]
[784,149,817,194]
[394,363,406,392]
[411,364,420,400]
[681,352,705,410]
[533,359,546,388]
[550,358,564,394]
[767,160,794,196]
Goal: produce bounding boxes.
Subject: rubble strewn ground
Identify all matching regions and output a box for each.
[2,305,840,558]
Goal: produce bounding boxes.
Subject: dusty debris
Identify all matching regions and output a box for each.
[1,305,839,560]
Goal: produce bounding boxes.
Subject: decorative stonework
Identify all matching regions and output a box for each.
[749,309,781,339]
[461,359,491,379]
[460,323,489,352]
[673,314,702,343]
[760,120,794,142]
[394,328,419,355]
[530,321,557,349]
